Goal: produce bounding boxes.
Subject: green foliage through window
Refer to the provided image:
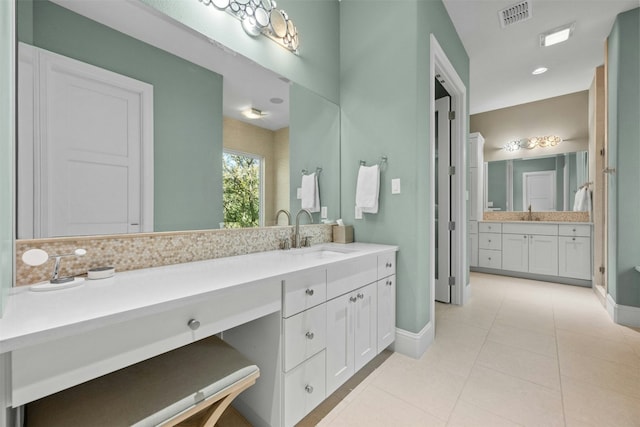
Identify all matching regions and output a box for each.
[223,152,261,228]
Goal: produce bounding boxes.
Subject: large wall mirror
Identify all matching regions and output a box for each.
[486,151,589,212]
[16,0,340,239]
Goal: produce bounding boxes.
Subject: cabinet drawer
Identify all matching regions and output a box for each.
[478,249,501,269]
[558,224,591,237]
[283,304,327,372]
[502,223,558,236]
[479,222,501,233]
[479,232,501,250]
[327,256,377,300]
[282,269,327,318]
[283,350,326,427]
[378,251,396,279]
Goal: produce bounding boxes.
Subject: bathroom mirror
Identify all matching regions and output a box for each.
[485,151,589,212]
[16,0,340,238]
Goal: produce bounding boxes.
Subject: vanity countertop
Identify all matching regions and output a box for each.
[480,220,592,225]
[0,242,397,354]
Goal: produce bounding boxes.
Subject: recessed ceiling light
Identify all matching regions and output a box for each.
[532,67,548,75]
[270,97,284,104]
[540,23,574,47]
[242,108,266,119]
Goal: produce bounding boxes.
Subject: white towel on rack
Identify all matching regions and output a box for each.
[573,187,592,212]
[356,164,380,214]
[301,173,320,212]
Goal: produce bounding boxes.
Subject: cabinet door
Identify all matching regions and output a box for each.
[502,234,528,272]
[558,236,591,280]
[469,233,479,267]
[377,276,396,353]
[325,293,354,395]
[529,235,558,276]
[354,283,377,372]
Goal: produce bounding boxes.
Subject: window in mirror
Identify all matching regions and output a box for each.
[223,151,263,228]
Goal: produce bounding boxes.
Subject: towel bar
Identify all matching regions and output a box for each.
[359,156,388,170]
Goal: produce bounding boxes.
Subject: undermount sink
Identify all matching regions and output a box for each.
[282,246,352,259]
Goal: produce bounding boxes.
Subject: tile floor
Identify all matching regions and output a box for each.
[316,272,640,427]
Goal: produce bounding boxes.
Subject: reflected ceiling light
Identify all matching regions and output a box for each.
[200,0,300,54]
[540,23,574,47]
[503,136,562,151]
[242,108,266,119]
[532,67,548,75]
[270,97,284,104]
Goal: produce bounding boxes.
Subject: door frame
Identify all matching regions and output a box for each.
[430,34,468,312]
[434,96,451,303]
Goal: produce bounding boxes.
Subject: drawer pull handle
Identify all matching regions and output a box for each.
[386,280,392,286]
[357,293,364,299]
[305,385,314,394]
[386,262,392,268]
[187,319,200,331]
[572,237,576,241]
[488,239,491,243]
[488,257,491,261]
[306,331,315,340]
[524,235,527,239]
[305,288,314,296]
[349,296,357,303]
[573,228,576,232]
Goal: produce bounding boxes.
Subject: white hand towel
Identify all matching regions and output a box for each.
[356,164,380,214]
[301,173,320,212]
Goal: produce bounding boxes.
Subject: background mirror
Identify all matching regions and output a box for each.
[486,151,588,212]
[16,0,340,238]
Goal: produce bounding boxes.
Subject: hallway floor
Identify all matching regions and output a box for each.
[317,272,640,426]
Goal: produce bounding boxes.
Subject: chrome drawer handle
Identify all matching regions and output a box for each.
[305,331,314,340]
[305,288,314,296]
[349,296,357,303]
[357,293,364,299]
[386,262,392,268]
[187,319,200,331]
[305,385,314,394]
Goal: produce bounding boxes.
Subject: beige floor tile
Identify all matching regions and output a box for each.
[434,316,490,348]
[554,308,628,343]
[476,340,561,390]
[559,349,640,399]
[495,307,557,335]
[459,365,564,426]
[562,375,640,427]
[420,335,483,378]
[487,321,558,357]
[557,329,640,369]
[323,385,446,427]
[438,304,499,330]
[371,359,467,421]
[446,400,522,427]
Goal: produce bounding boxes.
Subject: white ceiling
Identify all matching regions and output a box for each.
[51,0,291,131]
[442,0,639,115]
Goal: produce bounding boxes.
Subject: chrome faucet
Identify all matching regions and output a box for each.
[293,209,313,248]
[527,204,533,221]
[275,209,291,226]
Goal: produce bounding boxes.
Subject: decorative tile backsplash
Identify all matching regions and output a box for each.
[16,225,333,286]
[483,211,590,222]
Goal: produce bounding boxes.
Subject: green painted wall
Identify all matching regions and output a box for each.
[607,7,640,308]
[340,0,468,334]
[139,0,340,104]
[18,0,224,232]
[1,0,15,318]
[290,84,341,223]
[487,161,507,211]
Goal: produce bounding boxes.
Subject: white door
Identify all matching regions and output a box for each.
[353,283,377,372]
[523,171,556,211]
[435,96,452,303]
[325,293,354,395]
[19,44,154,238]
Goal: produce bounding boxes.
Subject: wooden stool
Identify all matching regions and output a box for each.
[25,336,259,427]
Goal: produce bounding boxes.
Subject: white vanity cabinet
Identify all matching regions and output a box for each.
[478,222,502,269]
[502,223,558,276]
[377,252,396,353]
[558,224,592,280]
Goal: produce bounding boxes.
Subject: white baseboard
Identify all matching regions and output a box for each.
[391,321,434,359]
[606,294,640,328]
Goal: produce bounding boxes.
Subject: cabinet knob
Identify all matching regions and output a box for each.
[488,239,491,243]
[305,331,315,340]
[386,262,392,268]
[572,237,576,241]
[573,228,576,232]
[386,280,392,286]
[349,296,357,303]
[488,257,491,261]
[305,385,314,394]
[187,319,200,331]
[524,235,527,239]
[357,293,364,299]
[305,288,314,296]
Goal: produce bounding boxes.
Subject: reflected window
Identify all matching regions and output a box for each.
[222,150,264,228]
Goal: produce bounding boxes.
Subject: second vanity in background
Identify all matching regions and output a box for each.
[470,220,592,286]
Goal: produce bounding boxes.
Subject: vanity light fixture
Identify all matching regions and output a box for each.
[503,135,562,152]
[200,0,300,54]
[242,107,266,119]
[532,67,548,75]
[540,23,574,47]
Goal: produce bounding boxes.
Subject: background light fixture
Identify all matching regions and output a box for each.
[532,67,548,75]
[242,108,266,119]
[540,23,574,47]
[503,135,562,151]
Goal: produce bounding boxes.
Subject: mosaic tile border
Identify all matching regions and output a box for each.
[16,225,333,286]
[483,211,590,222]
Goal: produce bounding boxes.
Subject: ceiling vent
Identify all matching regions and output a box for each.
[498,1,532,28]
